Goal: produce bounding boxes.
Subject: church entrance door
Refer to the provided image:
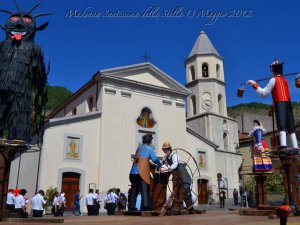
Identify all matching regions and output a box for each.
[198,179,208,204]
[61,172,80,210]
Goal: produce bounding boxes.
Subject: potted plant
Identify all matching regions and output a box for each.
[207,186,215,205]
[44,186,57,214]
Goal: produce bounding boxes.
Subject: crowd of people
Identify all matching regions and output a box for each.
[6,189,47,216]
[73,188,127,216]
[6,189,28,213]
[6,189,67,217]
[5,187,127,217]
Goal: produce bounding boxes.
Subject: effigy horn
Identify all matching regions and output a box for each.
[27,2,42,14]
[0,9,14,15]
[14,0,22,12]
[34,13,52,18]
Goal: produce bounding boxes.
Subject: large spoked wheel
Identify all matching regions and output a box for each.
[164,148,201,206]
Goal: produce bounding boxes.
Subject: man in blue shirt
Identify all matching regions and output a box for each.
[73,190,82,216]
[129,134,161,211]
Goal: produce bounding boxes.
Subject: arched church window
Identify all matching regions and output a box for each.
[87,96,93,112]
[137,108,156,128]
[223,132,229,150]
[202,63,209,77]
[72,108,77,115]
[190,95,196,115]
[223,120,227,129]
[216,64,220,79]
[218,94,223,114]
[189,66,195,82]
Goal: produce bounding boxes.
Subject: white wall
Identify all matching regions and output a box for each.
[216,151,242,197]
[9,150,40,198]
[184,132,217,194]
[39,116,101,201]
[99,83,187,193]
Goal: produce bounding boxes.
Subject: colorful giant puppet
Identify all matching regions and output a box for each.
[247,60,298,150]
[248,119,272,172]
[129,133,162,211]
[0,1,50,142]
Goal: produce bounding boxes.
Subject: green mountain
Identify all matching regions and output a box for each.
[46,86,73,113]
[228,102,300,124]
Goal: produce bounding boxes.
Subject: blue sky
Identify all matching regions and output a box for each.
[1,0,300,106]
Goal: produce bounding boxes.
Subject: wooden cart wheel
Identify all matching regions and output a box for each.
[164,148,201,207]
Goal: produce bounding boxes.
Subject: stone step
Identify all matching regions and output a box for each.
[1,217,64,223]
[239,209,275,216]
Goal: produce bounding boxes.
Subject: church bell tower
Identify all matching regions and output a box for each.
[185,30,238,152]
[185,30,227,117]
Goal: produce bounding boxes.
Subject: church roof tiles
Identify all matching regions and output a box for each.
[188,30,222,59]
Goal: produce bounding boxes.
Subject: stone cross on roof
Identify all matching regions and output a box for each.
[141,52,151,62]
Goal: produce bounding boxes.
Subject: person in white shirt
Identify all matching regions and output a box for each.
[59,192,66,217]
[31,190,46,217]
[14,189,27,212]
[6,189,15,212]
[52,192,60,217]
[105,189,118,215]
[93,189,101,215]
[85,189,95,216]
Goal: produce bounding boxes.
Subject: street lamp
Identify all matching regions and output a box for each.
[217,173,222,208]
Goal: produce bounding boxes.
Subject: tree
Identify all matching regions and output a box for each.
[267,169,284,194]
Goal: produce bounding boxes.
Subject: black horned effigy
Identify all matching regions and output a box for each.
[0,1,50,144]
[0,1,51,215]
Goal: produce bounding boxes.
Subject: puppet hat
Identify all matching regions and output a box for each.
[162,142,172,149]
[270,59,284,74]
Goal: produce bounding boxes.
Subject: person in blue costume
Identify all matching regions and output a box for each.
[129,133,161,211]
[248,119,266,153]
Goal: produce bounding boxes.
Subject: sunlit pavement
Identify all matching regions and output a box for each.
[2,209,300,225]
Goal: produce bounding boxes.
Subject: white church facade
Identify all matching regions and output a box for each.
[9,31,242,210]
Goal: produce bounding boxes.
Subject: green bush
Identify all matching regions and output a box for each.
[44,186,58,208]
[267,170,285,194]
